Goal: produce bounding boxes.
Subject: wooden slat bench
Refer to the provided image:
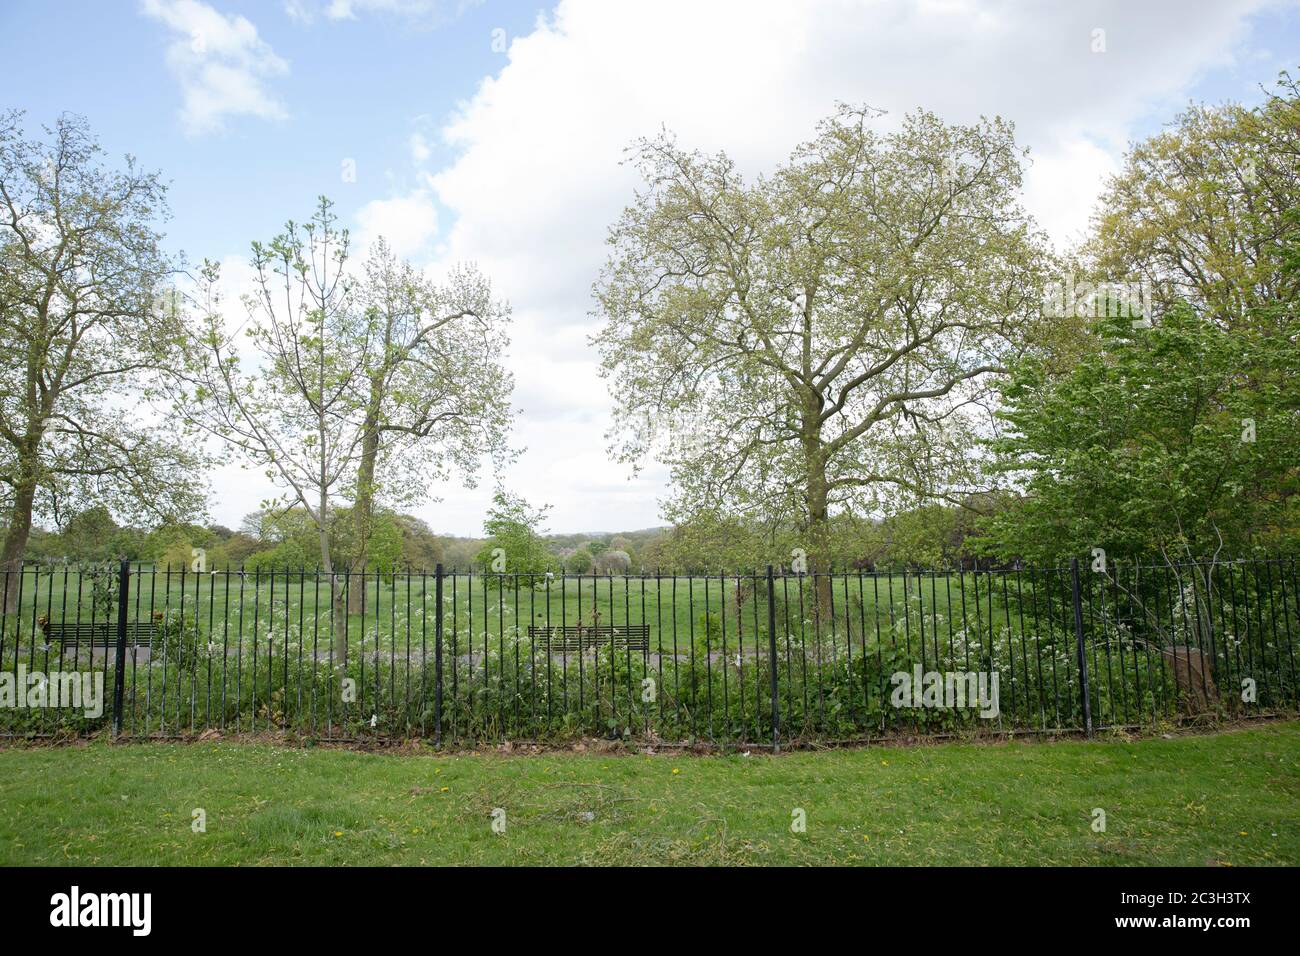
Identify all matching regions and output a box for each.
[525,623,650,653]
[38,620,160,652]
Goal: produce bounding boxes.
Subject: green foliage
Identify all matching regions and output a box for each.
[867,504,984,570]
[0,110,209,580]
[153,610,206,677]
[87,562,120,619]
[1091,71,1300,335]
[979,306,1300,562]
[564,548,593,574]
[475,491,555,585]
[594,104,1050,582]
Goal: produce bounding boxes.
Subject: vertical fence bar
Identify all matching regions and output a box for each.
[766,565,779,751]
[1070,557,1093,737]
[434,564,443,747]
[112,559,130,737]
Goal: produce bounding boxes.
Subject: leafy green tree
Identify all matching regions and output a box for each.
[595,549,631,573]
[59,506,120,562]
[980,73,1300,565]
[1090,72,1299,335]
[564,548,593,574]
[0,112,207,607]
[872,503,983,570]
[594,105,1050,619]
[979,306,1300,563]
[649,511,788,572]
[364,512,403,572]
[391,513,443,570]
[145,521,216,569]
[238,508,317,571]
[440,535,484,571]
[475,490,554,586]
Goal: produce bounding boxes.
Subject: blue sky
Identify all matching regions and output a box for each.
[1,0,544,264]
[3,1,1298,536]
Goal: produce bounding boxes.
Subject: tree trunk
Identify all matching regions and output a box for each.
[802,415,834,630]
[348,392,382,615]
[316,493,349,667]
[1,469,38,615]
[806,471,834,633]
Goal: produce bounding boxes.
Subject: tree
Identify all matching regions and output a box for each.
[594,549,631,574]
[979,306,1300,563]
[475,490,553,585]
[873,502,983,570]
[238,508,317,570]
[58,506,121,563]
[594,105,1049,619]
[564,547,593,574]
[649,510,787,573]
[0,112,206,606]
[977,73,1300,564]
[346,240,512,607]
[181,198,363,660]
[390,513,443,570]
[1090,72,1299,334]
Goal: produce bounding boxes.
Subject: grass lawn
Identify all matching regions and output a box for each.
[1,722,1296,866]
[5,567,1032,656]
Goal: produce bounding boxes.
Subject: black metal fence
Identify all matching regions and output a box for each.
[1,556,1296,745]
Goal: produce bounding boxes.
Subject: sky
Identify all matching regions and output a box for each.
[2,0,1298,537]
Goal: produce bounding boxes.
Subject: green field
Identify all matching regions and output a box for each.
[1,722,1296,865]
[5,566,1038,657]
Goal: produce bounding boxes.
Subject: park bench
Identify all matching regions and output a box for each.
[38,619,159,653]
[525,623,650,654]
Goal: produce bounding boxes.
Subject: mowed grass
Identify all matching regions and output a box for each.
[1,722,1297,866]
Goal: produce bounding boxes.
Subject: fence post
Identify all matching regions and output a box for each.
[1070,557,1093,737]
[766,565,780,752]
[434,563,443,748]
[112,559,130,737]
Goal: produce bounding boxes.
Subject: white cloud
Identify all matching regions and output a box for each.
[410,131,433,164]
[141,0,289,136]
[355,190,439,260]
[402,0,1281,535]
[284,0,482,25]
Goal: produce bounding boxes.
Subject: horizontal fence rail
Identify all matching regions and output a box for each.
[1,557,1296,745]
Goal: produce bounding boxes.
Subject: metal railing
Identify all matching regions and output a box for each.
[1,556,1296,745]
